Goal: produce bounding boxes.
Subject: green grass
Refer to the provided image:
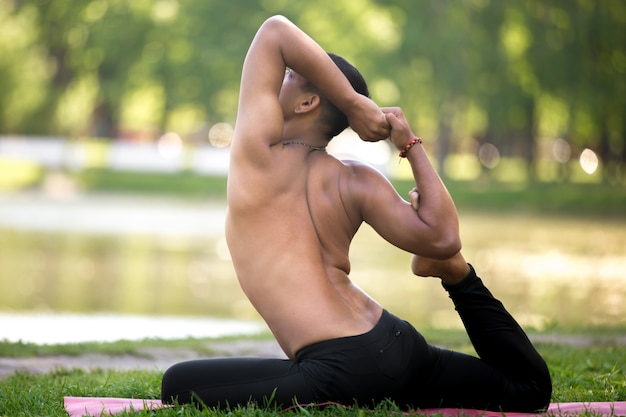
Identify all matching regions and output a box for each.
[395,178,626,218]
[546,344,626,403]
[0,331,625,416]
[69,169,626,218]
[75,169,228,199]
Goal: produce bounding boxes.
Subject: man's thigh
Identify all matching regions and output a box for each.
[161,357,314,409]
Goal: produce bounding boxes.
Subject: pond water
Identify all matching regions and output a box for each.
[0,193,624,343]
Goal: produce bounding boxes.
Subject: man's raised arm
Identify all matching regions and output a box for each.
[234,15,388,157]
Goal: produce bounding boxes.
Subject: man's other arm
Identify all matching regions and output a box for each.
[355,108,460,259]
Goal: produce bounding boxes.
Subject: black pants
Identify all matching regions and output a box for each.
[161,265,552,412]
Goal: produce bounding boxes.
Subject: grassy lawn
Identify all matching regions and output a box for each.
[74,169,229,200]
[0,329,625,416]
[68,168,626,218]
[396,178,624,218]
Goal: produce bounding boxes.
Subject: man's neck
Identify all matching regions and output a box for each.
[282,140,326,152]
[281,124,329,150]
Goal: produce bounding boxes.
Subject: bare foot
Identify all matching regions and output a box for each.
[411,252,471,285]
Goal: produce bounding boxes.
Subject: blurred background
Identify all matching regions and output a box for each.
[0,0,624,343]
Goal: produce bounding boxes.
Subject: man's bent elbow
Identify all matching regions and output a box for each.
[430,235,462,260]
[260,15,291,33]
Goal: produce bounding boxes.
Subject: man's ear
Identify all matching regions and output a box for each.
[294,94,320,114]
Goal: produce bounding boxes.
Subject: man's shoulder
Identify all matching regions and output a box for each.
[337,158,385,179]
[338,157,369,170]
[335,157,391,203]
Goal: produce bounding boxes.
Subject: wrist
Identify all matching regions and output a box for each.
[391,133,416,150]
[342,93,368,119]
[398,137,422,158]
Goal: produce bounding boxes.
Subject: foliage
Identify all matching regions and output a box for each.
[0,1,624,182]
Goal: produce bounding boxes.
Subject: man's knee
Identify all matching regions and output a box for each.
[161,362,191,404]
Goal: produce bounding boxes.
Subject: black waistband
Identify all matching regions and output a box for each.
[295,309,400,360]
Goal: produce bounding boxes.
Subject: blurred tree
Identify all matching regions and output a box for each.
[373,0,625,183]
[87,1,154,139]
[147,1,267,137]
[372,0,498,178]
[12,0,91,135]
[0,0,623,183]
[0,1,47,133]
[481,1,539,180]
[5,0,153,137]
[525,0,626,183]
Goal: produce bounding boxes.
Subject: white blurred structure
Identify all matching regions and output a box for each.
[0,131,392,177]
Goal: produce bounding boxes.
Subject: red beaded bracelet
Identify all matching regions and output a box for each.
[398,137,422,158]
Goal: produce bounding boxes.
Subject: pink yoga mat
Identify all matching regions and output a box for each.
[64,397,167,416]
[64,396,626,417]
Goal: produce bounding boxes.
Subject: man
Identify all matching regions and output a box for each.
[161,15,551,411]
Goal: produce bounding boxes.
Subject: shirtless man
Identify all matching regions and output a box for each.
[161,15,551,411]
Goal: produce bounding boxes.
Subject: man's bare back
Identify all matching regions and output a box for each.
[224,15,460,360]
[226,145,383,359]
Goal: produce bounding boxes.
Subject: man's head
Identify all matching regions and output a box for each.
[293,53,370,139]
[323,53,370,138]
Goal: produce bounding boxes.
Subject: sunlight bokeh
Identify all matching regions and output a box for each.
[208,123,233,148]
[157,132,183,160]
[0,158,41,191]
[579,148,599,175]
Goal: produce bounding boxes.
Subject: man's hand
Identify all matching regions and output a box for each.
[409,187,420,210]
[347,95,390,142]
[382,107,416,150]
